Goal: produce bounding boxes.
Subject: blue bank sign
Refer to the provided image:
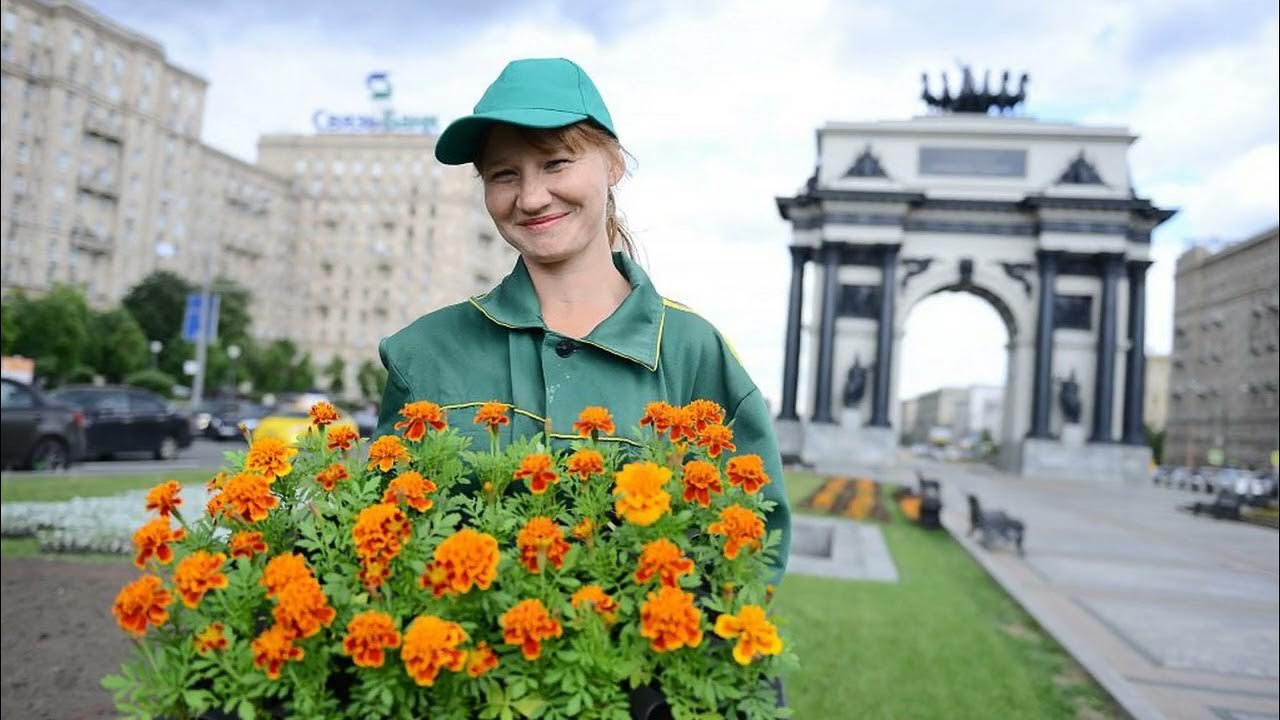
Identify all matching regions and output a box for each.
[313,72,437,135]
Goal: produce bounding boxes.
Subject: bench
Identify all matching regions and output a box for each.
[914,470,944,530]
[967,494,1025,555]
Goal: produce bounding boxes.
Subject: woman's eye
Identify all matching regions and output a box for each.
[488,170,516,182]
[546,158,571,170]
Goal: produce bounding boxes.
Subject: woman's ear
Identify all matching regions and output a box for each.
[607,148,625,187]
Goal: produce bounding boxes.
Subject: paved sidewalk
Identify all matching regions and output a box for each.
[890,459,1279,720]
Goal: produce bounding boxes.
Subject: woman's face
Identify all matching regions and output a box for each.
[479,124,621,266]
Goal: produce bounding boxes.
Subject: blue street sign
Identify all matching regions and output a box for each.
[181,293,221,342]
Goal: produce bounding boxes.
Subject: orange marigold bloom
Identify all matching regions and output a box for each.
[309,401,340,426]
[252,625,304,680]
[571,585,619,624]
[261,553,315,599]
[245,436,298,481]
[229,531,268,559]
[695,423,736,458]
[144,480,183,518]
[571,517,595,543]
[565,448,605,481]
[400,615,468,686]
[639,586,704,653]
[420,528,500,597]
[639,401,676,435]
[367,435,410,472]
[112,575,173,637]
[205,471,228,493]
[685,399,726,432]
[326,424,359,452]
[613,462,672,527]
[173,550,229,608]
[315,462,350,492]
[382,470,438,512]
[473,402,510,432]
[714,604,784,665]
[708,504,766,560]
[500,598,563,661]
[516,517,570,574]
[220,473,279,523]
[513,453,558,494]
[681,460,723,508]
[352,503,412,588]
[132,517,186,568]
[634,538,695,588]
[194,622,228,655]
[725,454,771,494]
[466,641,499,678]
[206,492,227,519]
[667,406,698,443]
[394,400,447,442]
[342,610,401,668]
[272,580,336,639]
[573,406,616,438]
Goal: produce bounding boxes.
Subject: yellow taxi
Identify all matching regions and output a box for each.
[251,393,357,446]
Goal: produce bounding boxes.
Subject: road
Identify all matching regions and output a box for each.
[4,438,231,476]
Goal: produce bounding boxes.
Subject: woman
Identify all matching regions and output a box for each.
[375,57,790,580]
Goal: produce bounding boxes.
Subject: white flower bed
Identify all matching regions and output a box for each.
[1,486,216,555]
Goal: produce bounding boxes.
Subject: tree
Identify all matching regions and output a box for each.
[89,308,149,382]
[0,293,20,355]
[357,359,387,403]
[211,277,253,346]
[122,271,193,344]
[290,353,316,392]
[324,355,346,396]
[10,284,92,386]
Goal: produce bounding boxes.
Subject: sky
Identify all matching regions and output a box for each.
[88,0,1279,408]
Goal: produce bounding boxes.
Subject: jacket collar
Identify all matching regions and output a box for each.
[469,252,666,371]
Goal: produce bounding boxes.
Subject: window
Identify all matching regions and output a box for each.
[29,22,43,45]
[332,160,345,175]
[0,380,35,410]
[294,159,307,174]
[92,45,103,65]
[2,11,17,33]
[70,31,83,53]
[112,54,124,77]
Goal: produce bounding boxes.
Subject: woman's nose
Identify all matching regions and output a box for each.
[516,175,552,213]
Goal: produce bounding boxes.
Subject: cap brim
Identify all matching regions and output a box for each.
[434,108,591,165]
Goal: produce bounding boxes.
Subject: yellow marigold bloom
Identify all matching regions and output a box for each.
[516,516,570,574]
[634,537,695,588]
[246,436,298,481]
[194,622,228,655]
[326,424,359,452]
[573,406,616,438]
[205,471,228,493]
[640,401,676,435]
[112,575,173,637]
[352,503,412,588]
[132,517,186,568]
[613,462,672,527]
[473,402,510,432]
[513,452,558,494]
[309,401,340,426]
[229,531,268,559]
[261,553,315,599]
[466,641,499,678]
[695,423,736,458]
[708,504,766,560]
[419,528,500,597]
[685,399,725,432]
[367,435,410,472]
[725,454,771,494]
[220,473,279,523]
[571,585,619,624]
[382,470,438,512]
[565,448,605,481]
[315,462,350,492]
[342,610,402,668]
[639,586,704,653]
[252,625,304,680]
[571,517,595,543]
[680,460,723,508]
[500,598,563,661]
[272,580,336,640]
[173,550,229,608]
[394,400,447,442]
[714,604,784,665]
[144,480,182,518]
[400,615,468,686]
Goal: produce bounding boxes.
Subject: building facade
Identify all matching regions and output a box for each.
[902,385,1003,444]
[1143,354,1169,433]
[1165,226,1279,469]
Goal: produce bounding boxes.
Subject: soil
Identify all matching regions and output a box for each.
[1,557,136,720]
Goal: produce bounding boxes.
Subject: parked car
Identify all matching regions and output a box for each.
[46,385,193,460]
[0,378,86,470]
[192,399,267,441]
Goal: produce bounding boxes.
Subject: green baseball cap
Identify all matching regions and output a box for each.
[434,58,616,166]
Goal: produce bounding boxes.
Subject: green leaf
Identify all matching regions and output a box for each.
[512,696,548,718]
[237,697,257,720]
[100,674,129,691]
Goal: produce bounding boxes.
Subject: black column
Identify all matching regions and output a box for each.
[810,243,841,424]
[778,246,808,421]
[1028,250,1059,438]
[1090,253,1124,443]
[1122,260,1152,445]
[869,244,899,428]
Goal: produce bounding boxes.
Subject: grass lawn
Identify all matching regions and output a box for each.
[775,469,1117,719]
[0,469,214,504]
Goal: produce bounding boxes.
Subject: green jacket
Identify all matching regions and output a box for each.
[376,252,790,577]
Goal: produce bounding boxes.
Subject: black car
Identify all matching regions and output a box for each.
[47,385,193,460]
[0,378,87,470]
[192,399,266,441]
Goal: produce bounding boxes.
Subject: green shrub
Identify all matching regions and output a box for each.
[124,369,177,398]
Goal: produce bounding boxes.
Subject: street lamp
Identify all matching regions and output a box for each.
[227,343,241,397]
[149,340,163,370]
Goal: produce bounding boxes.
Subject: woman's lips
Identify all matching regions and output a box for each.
[520,212,568,230]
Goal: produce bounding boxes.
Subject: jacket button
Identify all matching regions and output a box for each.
[555,339,577,358]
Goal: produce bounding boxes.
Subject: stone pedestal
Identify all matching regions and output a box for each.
[800,419,896,476]
[775,418,803,463]
[1061,423,1086,448]
[1021,438,1151,483]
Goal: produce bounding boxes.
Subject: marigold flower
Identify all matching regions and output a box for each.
[565,448,605,481]
[309,401,340,426]
[220,473,279,523]
[473,402,510,432]
[206,492,227,519]
[326,424,359,451]
[639,586,704,653]
[342,610,401,668]
[382,470,438,512]
[708,504,766,560]
[466,641,499,677]
[246,436,298,481]
[681,460,723,508]
[513,453,558,494]
[639,401,675,435]
[352,503,412,588]
[206,471,228,493]
[714,604,783,665]
[252,625,304,680]
[668,406,699,444]
[194,622,228,655]
[516,517,570,574]
[500,598,563,661]
[367,435,410,472]
[112,575,173,637]
[613,462,672,527]
[173,550,229,608]
[261,553,315,599]
[400,615,468,686]
[725,454,771,494]
[696,423,736,458]
[573,406,616,438]
[571,517,595,543]
[314,462,349,492]
[685,399,726,432]
[634,538,696,588]
[571,585,619,624]
[394,400,447,442]
[132,517,186,568]
[272,580,336,639]
[229,531,268,559]
[144,480,182,518]
[420,528,500,597]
